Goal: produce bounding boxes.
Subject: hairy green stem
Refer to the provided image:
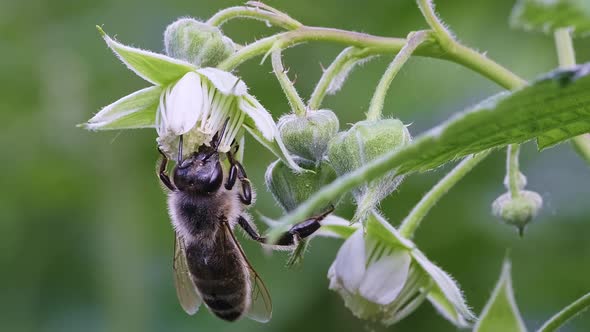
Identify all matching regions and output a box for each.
[206,5,302,30]
[537,292,590,332]
[399,151,490,238]
[271,49,307,117]
[308,47,365,110]
[416,0,455,50]
[366,30,431,121]
[507,144,522,198]
[553,28,590,165]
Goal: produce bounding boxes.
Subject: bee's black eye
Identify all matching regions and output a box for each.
[201,161,223,193]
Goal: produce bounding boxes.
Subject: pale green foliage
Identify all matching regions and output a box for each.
[474,260,527,332]
[511,0,590,37]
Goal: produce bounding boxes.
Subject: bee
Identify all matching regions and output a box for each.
[157,121,333,322]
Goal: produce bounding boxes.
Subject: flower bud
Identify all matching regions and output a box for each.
[164,18,235,67]
[492,190,543,236]
[265,157,337,212]
[278,109,339,162]
[327,119,411,221]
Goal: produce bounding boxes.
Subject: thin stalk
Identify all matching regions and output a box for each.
[553,28,590,165]
[271,49,307,117]
[507,144,522,198]
[308,47,365,110]
[416,0,455,50]
[537,292,590,332]
[206,6,302,30]
[399,151,490,238]
[366,30,431,120]
[554,28,576,69]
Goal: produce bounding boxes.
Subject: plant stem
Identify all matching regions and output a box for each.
[218,27,409,71]
[399,151,490,238]
[308,47,365,110]
[366,30,431,121]
[507,144,522,198]
[271,49,307,117]
[416,0,455,50]
[206,6,302,30]
[537,292,590,332]
[554,28,576,69]
[553,28,590,165]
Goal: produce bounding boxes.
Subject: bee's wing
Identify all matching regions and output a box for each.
[222,222,273,323]
[173,235,202,315]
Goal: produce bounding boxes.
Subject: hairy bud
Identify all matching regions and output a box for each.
[164,18,235,67]
[265,157,337,212]
[492,190,543,236]
[278,109,339,163]
[327,119,411,221]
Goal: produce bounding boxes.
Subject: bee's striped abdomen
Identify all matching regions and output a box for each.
[185,239,250,321]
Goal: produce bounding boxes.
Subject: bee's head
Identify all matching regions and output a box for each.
[173,145,223,194]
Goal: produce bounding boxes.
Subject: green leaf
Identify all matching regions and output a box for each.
[395,63,590,173]
[474,260,527,332]
[83,86,162,130]
[97,26,196,85]
[510,0,590,37]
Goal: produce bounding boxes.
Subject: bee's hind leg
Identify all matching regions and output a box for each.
[225,144,252,205]
[238,205,334,246]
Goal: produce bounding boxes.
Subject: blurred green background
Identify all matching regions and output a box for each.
[2,0,589,331]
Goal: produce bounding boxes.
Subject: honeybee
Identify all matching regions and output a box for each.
[157,122,333,322]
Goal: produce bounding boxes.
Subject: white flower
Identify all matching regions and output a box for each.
[155,68,276,156]
[327,212,475,327]
[83,27,301,171]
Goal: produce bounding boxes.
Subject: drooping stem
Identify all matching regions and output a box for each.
[207,5,302,30]
[366,30,431,120]
[553,28,590,165]
[308,47,366,110]
[507,144,522,198]
[271,48,307,117]
[537,292,590,332]
[399,151,490,238]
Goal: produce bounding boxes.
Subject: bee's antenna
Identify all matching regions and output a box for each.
[177,135,184,164]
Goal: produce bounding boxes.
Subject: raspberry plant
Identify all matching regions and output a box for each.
[84,0,590,330]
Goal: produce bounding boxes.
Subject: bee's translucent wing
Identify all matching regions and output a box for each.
[222,222,273,323]
[245,265,273,322]
[173,235,202,315]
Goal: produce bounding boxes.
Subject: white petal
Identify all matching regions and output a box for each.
[316,215,360,239]
[239,94,276,140]
[328,229,366,293]
[413,249,475,327]
[196,67,247,96]
[358,248,411,305]
[164,72,203,135]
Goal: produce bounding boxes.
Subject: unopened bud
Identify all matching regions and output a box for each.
[265,157,337,212]
[164,18,235,67]
[278,109,339,163]
[492,190,543,236]
[327,119,411,221]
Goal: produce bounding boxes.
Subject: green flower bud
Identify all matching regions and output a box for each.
[492,190,543,236]
[265,157,337,212]
[278,109,339,162]
[164,18,235,67]
[327,119,411,221]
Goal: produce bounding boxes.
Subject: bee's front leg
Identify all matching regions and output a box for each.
[238,205,334,246]
[225,145,252,205]
[157,147,177,191]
